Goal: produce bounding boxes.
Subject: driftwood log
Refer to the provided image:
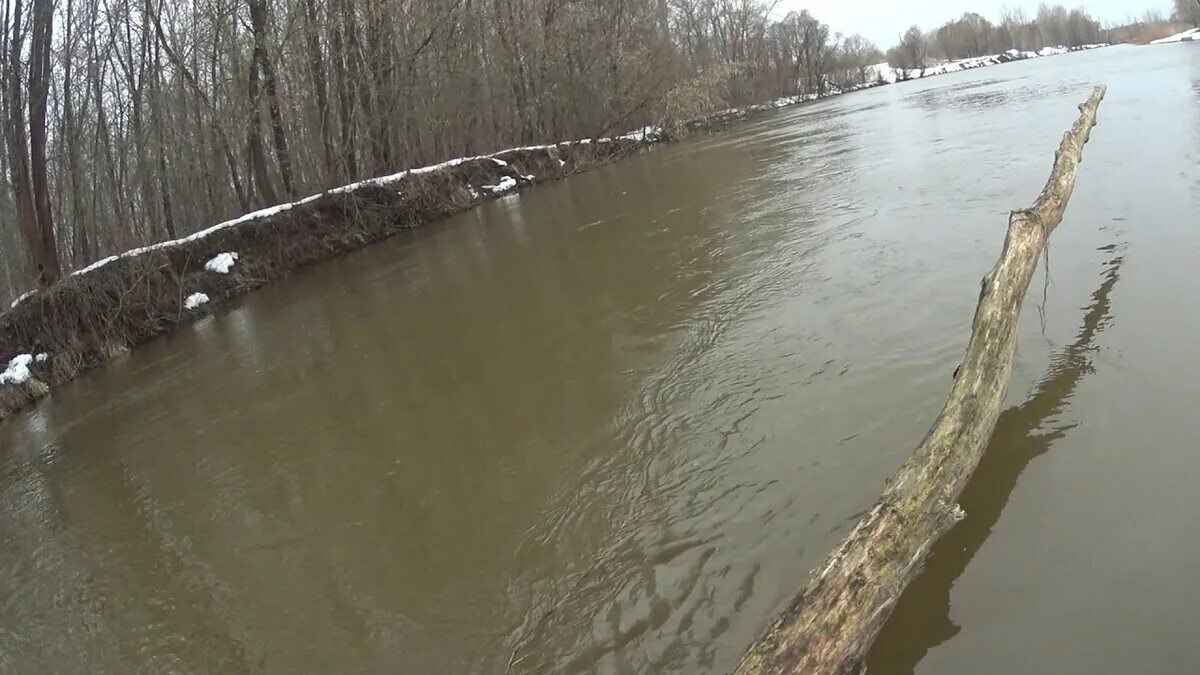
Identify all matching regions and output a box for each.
[736,85,1107,675]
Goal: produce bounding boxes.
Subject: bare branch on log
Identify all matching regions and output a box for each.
[736,84,1107,675]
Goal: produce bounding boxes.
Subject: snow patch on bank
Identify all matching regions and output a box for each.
[0,354,34,385]
[10,290,36,309]
[184,293,210,310]
[482,176,519,194]
[1152,28,1200,44]
[619,125,664,142]
[204,252,239,274]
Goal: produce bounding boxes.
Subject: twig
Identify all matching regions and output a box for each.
[505,556,608,674]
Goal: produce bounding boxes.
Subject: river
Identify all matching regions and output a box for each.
[1,45,1198,674]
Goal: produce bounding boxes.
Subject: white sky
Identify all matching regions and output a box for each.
[774,0,1172,46]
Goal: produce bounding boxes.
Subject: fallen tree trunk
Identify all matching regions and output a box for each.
[736,84,1107,675]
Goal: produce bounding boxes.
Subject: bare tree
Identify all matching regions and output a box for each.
[248,0,295,198]
[0,0,1115,303]
[3,0,61,285]
[1175,0,1200,27]
[887,26,929,76]
[929,4,1102,59]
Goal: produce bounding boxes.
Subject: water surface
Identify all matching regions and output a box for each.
[1,45,1198,674]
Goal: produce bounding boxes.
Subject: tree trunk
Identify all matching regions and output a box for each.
[360,0,393,174]
[330,0,358,179]
[148,2,249,212]
[90,55,129,252]
[246,55,277,205]
[301,0,335,181]
[150,33,176,238]
[61,0,92,265]
[735,85,1107,675]
[248,0,295,198]
[6,0,62,286]
[5,0,39,279]
[29,0,61,284]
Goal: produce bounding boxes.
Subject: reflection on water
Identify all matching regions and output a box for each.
[867,247,1124,674]
[909,81,1090,113]
[0,46,1198,675]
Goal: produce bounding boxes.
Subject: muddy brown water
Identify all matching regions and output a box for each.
[2,45,1199,674]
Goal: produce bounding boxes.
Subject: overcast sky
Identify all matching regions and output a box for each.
[774,0,1170,47]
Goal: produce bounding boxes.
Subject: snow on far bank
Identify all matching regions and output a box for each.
[0,354,34,385]
[619,125,663,142]
[1152,28,1199,45]
[205,252,239,274]
[50,128,665,286]
[184,293,210,310]
[869,43,1106,85]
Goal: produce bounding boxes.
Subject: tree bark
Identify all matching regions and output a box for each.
[248,0,295,198]
[150,31,177,238]
[61,0,91,265]
[301,0,336,181]
[330,0,358,179]
[4,0,42,281]
[245,51,278,205]
[147,2,250,212]
[5,0,62,286]
[735,85,1107,675]
[28,0,60,284]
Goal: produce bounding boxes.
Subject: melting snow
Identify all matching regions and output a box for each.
[204,252,239,274]
[619,126,664,142]
[184,293,210,310]
[481,176,519,194]
[10,290,36,309]
[1151,28,1200,45]
[867,44,1105,86]
[57,139,626,282]
[0,354,34,385]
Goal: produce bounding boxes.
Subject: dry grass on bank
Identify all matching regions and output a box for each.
[1125,23,1192,44]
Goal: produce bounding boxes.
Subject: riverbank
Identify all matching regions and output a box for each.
[688,43,1108,127]
[1151,27,1199,44]
[0,138,663,419]
[0,42,1110,422]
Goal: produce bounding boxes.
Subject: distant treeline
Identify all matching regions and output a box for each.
[0,0,885,298]
[0,1,1183,300]
[886,5,1109,72]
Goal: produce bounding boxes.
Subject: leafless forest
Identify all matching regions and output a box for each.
[0,0,1170,302]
